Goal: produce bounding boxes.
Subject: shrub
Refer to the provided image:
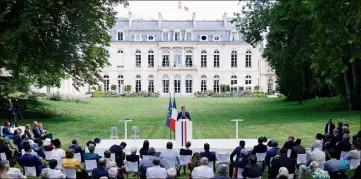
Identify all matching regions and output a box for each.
[111,85,117,91]
[226,85,230,92]
[254,86,260,91]
[23,107,70,119]
[125,85,131,92]
[48,93,62,101]
[92,91,104,97]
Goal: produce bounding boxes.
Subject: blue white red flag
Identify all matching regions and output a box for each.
[166,94,172,127]
[169,96,177,130]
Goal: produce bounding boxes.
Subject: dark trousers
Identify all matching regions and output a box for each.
[76,170,89,179]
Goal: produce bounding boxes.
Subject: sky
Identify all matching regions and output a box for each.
[115,1,246,20]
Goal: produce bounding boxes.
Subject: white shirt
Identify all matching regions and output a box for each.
[52,148,65,160]
[40,168,66,179]
[191,165,214,178]
[146,165,167,179]
[7,167,26,179]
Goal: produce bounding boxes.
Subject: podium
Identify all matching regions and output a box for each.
[175,119,192,147]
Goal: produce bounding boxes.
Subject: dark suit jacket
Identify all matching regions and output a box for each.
[177,112,191,120]
[282,141,295,150]
[252,144,267,154]
[290,145,306,159]
[24,129,32,139]
[69,144,84,154]
[200,151,216,162]
[230,146,244,163]
[92,167,109,179]
[126,154,139,162]
[18,153,44,176]
[109,145,124,165]
[242,164,262,179]
[335,140,352,155]
[139,148,148,159]
[0,143,12,159]
[32,127,42,139]
[2,126,13,137]
[270,156,296,178]
[325,123,336,135]
[180,148,193,156]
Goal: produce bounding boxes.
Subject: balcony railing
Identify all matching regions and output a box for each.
[157,65,198,71]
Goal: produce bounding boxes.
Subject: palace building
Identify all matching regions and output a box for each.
[34,12,276,96]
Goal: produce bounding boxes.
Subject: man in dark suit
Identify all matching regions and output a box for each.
[92,158,109,179]
[69,139,84,161]
[200,143,216,171]
[177,105,191,120]
[282,136,295,149]
[229,140,246,177]
[109,142,127,167]
[269,148,296,179]
[18,143,46,176]
[2,121,14,139]
[290,138,306,160]
[32,121,43,139]
[325,119,335,135]
[252,137,268,154]
[126,147,140,162]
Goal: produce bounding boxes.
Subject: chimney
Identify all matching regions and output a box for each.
[192,12,196,27]
[158,12,162,28]
[223,12,227,28]
[128,12,132,27]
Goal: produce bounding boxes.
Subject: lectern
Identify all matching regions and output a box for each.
[175,119,192,147]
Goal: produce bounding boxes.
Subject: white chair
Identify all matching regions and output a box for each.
[289,173,294,179]
[63,168,77,179]
[237,168,244,179]
[160,156,178,170]
[287,149,292,158]
[296,154,307,165]
[319,162,325,169]
[111,153,116,161]
[56,159,62,169]
[256,153,266,162]
[24,166,37,177]
[85,160,97,171]
[217,153,230,163]
[350,159,360,170]
[74,153,82,162]
[44,151,52,160]
[208,161,214,171]
[0,152,6,161]
[340,151,349,160]
[180,155,191,165]
[142,155,151,160]
[124,161,138,173]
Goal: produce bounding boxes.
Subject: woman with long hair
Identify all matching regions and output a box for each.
[139,140,149,159]
[188,152,201,176]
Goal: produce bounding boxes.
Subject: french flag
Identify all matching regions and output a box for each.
[169,96,177,131]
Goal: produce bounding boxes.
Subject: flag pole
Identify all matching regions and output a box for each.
[169,93,172,140]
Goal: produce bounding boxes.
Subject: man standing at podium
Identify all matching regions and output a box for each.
[177,105,191,120]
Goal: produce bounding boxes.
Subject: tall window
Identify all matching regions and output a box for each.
[185,75,193,93]
[231,50,237,68]
[231,31,238,41]
[213,50,220,68]
[231,75,237,92]
[162,75,169,93]
[117,75,124,93]
[135,75,141,92]
[135,50,141,67]
[186,32,192,41]
[174,50,181,67]
[162,50,170,67]
[174,32,180,41]
[117,32,123,41]
[148,50,154,68]
[268,78,273,92]
[213,75,220,93]
[201,75,207,92]
[201,50,207,68]
[103,75,109,91]
[117,50,124,67]
[245,75,252,85]
[174,75,181,93]
[246,50,252,68]
[148,75,154,92]
[185,49,193,67]
[163,32,169,41]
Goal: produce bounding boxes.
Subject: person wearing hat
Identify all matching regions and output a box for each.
[177,105,191,120]
[269,148,296,179]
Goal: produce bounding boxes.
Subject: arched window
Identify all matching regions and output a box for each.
[136,50,141,67]
[185,49,193,67]
[174,75,181,93]
[117,75,124,93]
[148,75,154,92]
[231,75,237,91]
[162,75,170,93]
[213,75,220,93]
[245,50,252,68]
[201,50,207,68]
[103,75,110,91]
[135,75,141,92]
[201,75,207,92]
[245,75,252,85]
[185,75,193,93]
[162,50,170,67]
[214,50,220,68]
[148,50,154,68]
[231,50,237,68]
[268,77,273,92]
[174,50,181,67]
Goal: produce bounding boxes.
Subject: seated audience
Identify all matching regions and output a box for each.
[191,157,214,179]
[229,140,246,177]
[0,137,12,160]
[92,158,109,179]
[0,162,9,179]
[139,147,156,179]
[242,155,262,179]
[200,143,216,170]
[264,140,280,168]
[212,164,230,179]
[290,138,306,160]
[32,121,43,139]
[282,136,295,149]
[344,141,361,163]
[270,148,296,179]
[2,121,14,140]
[311,133,324,151]
[335,133,352,157]
[125,147,139,162]
[160,142,180,170]
[43,138,53,151]
[167,168,177,179]
[69,139,84,162]
[252,137,267,154]
[84,144,100,162]
[324,149,341,174]
[337,122,343,135]
[32,138,45,159]
[103,150,117,169]
[40,160,66,179]
[277,167,289,179]
[180,141,193,156]
[108,167,118,179]
[109,142,127,167]
[298,143,325,179]
[51,139,65,166]
[17,143,45,176]
[310,161,329,179]
[62,149,83,173]
[12,129,22,149]
[146,157,167,179]
[6,158,26,179]
[24,124,32,139]
[188,152,201,173]
[139,140,149,159]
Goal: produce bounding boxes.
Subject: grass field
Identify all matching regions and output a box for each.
[14,97,359,148]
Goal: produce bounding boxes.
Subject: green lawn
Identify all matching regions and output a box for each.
[13,97,359,147]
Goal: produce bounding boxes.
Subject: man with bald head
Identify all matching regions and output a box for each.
[191,157,214,178]
[92,158,108,179]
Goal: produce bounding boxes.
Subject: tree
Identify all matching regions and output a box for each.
[0,0,127,92]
